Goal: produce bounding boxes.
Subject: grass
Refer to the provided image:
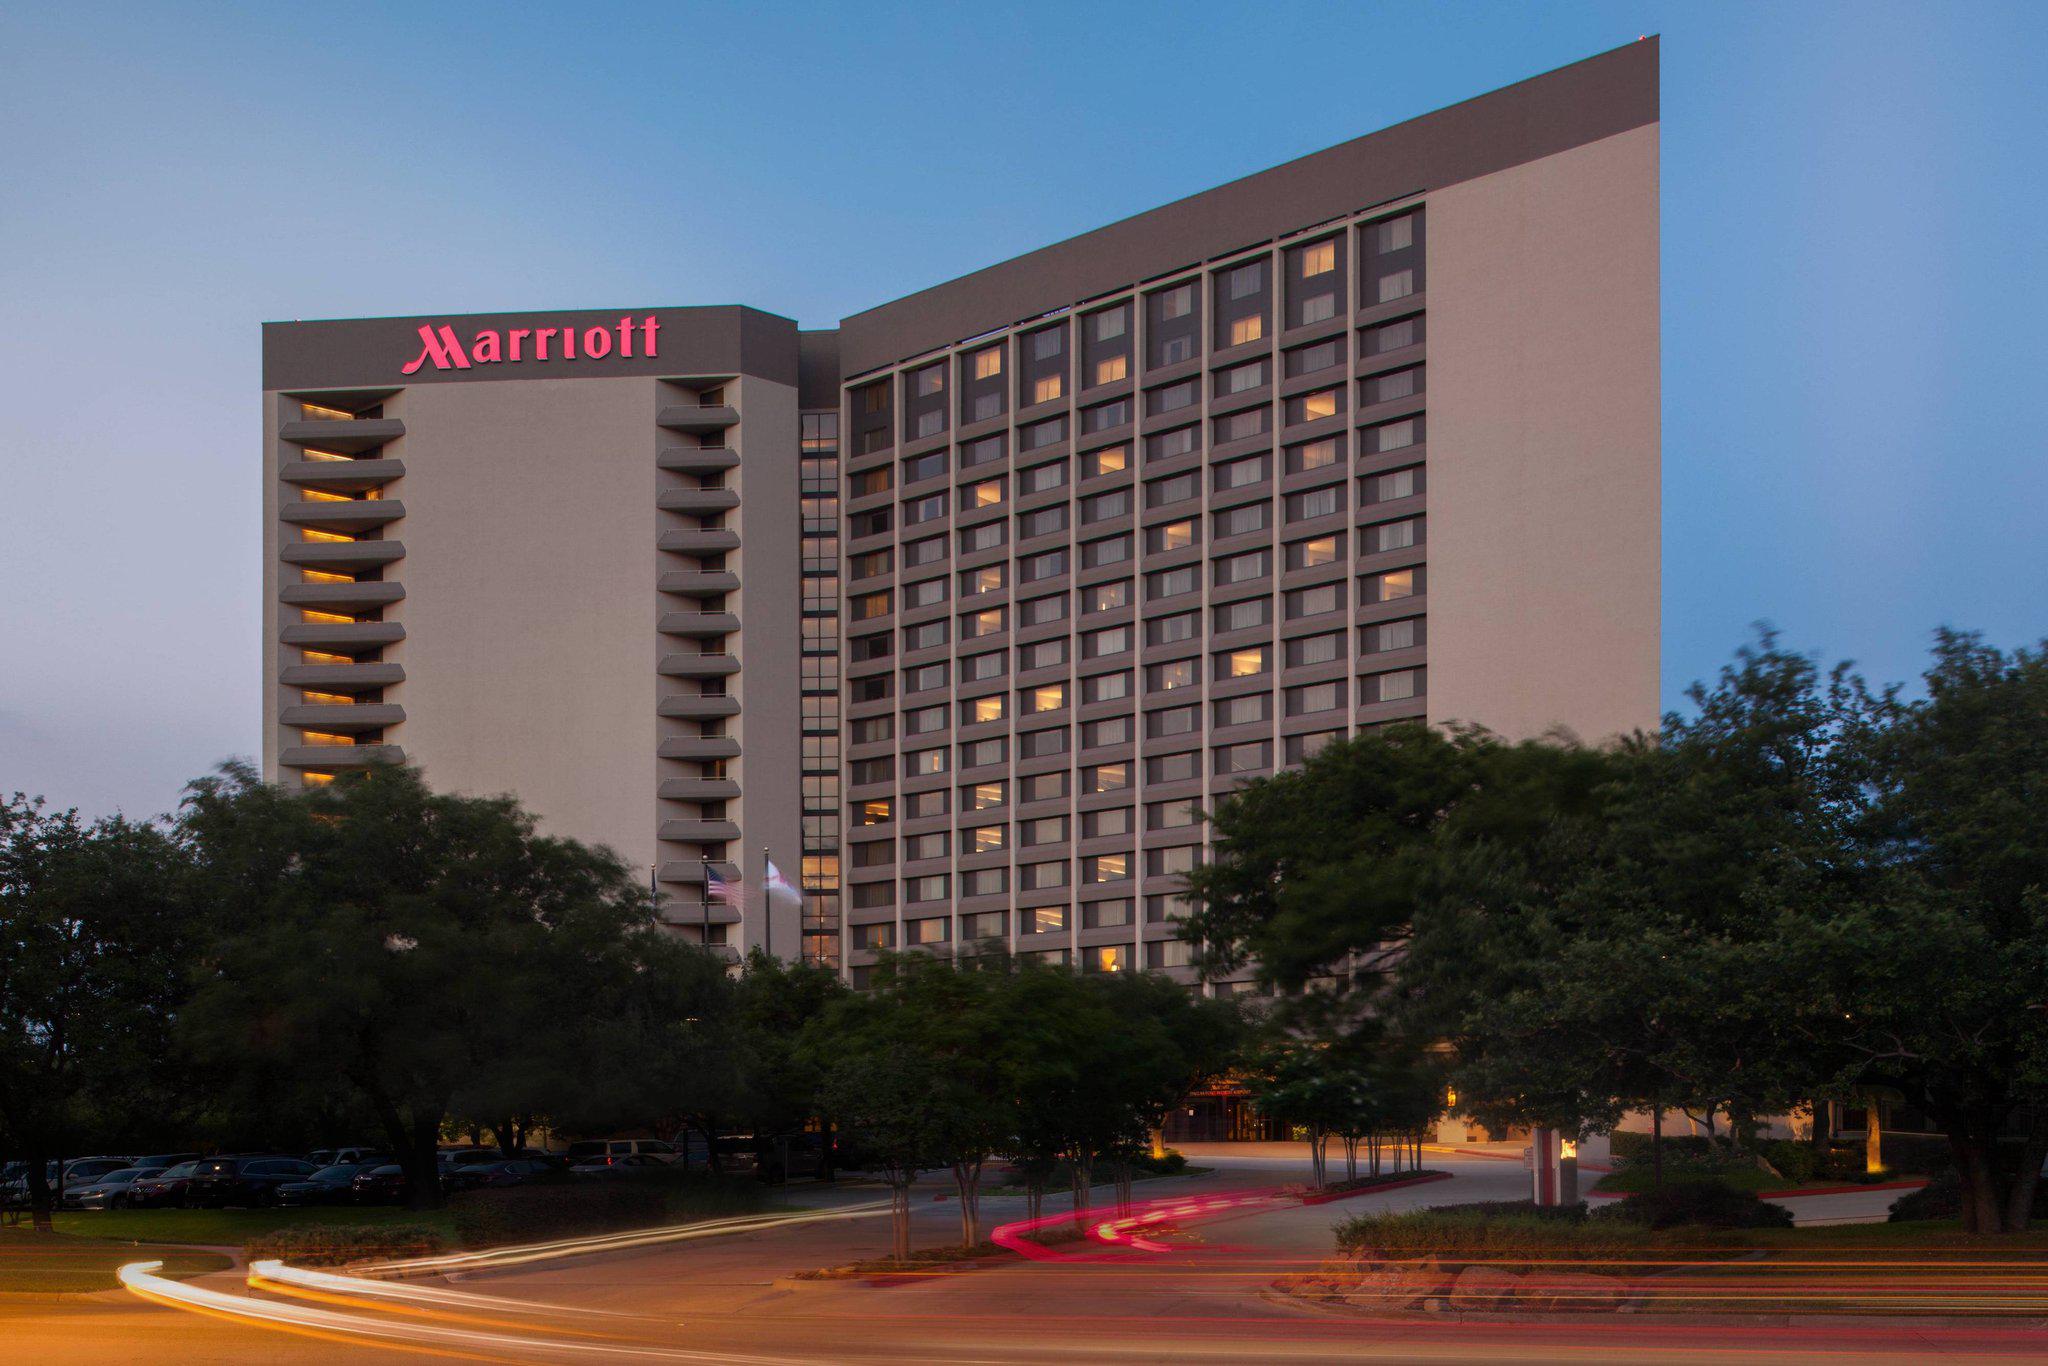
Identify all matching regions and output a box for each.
[38,1204,458,1246]
[0,1229,232,1295]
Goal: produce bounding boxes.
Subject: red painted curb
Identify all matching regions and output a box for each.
[1299,1171,1455,1206]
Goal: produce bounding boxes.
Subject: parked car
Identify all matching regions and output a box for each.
[183,1155,321,1207]
[307,1146,386,1168]
[132,1152,201,1171]
[275,1163,379,1207]
[63,1166,167,1210]
[436,1148,502,1171]
[127,1161,203,1209]
[569,1153,666,1178]
[445,1157,563,1193]
[60,1157,137,1186]
[563,1139,685,1168]
[349,1164,412,1205]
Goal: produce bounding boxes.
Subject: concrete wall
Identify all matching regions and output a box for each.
[1424,123,1661,744]
[382,376,659,875]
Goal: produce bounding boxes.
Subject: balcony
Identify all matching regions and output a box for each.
[280,457,405,491]
[659,776,742,801]
[280,621,406,651]
[281,499,407,533]
[659,528,741,555]
[658,611,739,637]
[279,661,404,691]
[658,447,739,474]
[658,693,740,719]
[656,405,738,433]
[658,487,740,515]
[659,570,739,596]
[659,818,742,843]
[281,540,405,571]
[655,901,744,933]
[656,860,739,888]
[278,703,406,732]
[280,581,407,611]
[279,743,406,768]
[659,653,740,678]
[658,735,741,761]
[279,418,405,454]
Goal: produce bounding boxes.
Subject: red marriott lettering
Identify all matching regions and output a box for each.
[401,316,661,375]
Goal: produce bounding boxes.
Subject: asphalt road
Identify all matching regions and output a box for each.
[16,1144,2048,1363]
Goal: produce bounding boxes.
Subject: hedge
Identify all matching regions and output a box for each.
[247,1224,447,1267]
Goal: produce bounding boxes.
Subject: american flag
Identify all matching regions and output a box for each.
[705,866,745,908]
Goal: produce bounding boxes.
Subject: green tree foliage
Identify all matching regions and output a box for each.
[0,798,189,1229]
[177,763,715,1209]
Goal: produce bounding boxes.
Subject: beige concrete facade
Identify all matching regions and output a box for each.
[1425,124,1661,743]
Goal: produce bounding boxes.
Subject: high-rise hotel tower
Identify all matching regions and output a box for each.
[261,41,1660,986]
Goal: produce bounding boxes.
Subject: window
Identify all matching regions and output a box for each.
[1214,694,1269,728]
[961,737,1006,769]
[1084,761,1130,793]
[1146,751,1198,784]
[966,824,1006,853]
[1213,739,1272,773]
[1228,314,1264,346]
[1147,659,1197,692]
[1219,646,1268,679]
[1020,592,1068,625]
[1146,892,1190,923]
[1081,489,1130,523]
[1285,730,1343,765]
[1082,807,1133,838]
[1286,483,1341,521]
[1302,240,1336,276]
[1145,471,1199,508]
[1146,798,1200,830]
[961,434,1005,468]
[1214,454,1268,491]
[1287,534,1341,569]
[1146,566,1198,600]
[1368,316,1420,354]
[1147,846,1198,877]
[1082,399,1128,433]
[963,607,1006,638]
[1212,503,1266,539]
[1145,611,1197,646]
[1081,534,1131,569]
[1093,308,1128,342]
[1218,360,1265,395]
[906,789,948,817]
[1213,549,1270,586]
[1147,705,1198,738]
[962,909,1006,939]
[903,492,945,525]
[1148,519,1196,553]
[1288,437,1341,474]
[963,649,1009,681]
[1094,356,1127,386]
[1146,939,1195,969]
[1083,581,1129,612]
[1019,459,1067,495]
[1368,417,1419,452]
[855,798,893,826]
[964,694,1006,725]
[1018,505,1067,539]
[964,479,1004,510]
[959,521,1004,554]
[1158,283,1193,320]
[973,346,1002,380]
[1368,668,1420,702]
[849,632,892,663]
[904,534,946,566]
[907,746,947,775]
[906,874,949,903]
[905,703,947,735]
[960,868,1007,897]
[1213,597,1268,632]
[1020,771,1068,802]
[1366,366,1420,405]
[1286,680,1346,716]
[1226,261,1264,299]
[1024,904,1068,933]
[849,508,892,539]
[1025,683,1067,713]
[967,780,1006,811]
[852,466,893,497]
[905,831,949,861]
[1292,388,1340,423]
[903,577,946,609]
[903,450,946,484]
[1216,407,1267,442]
[962,565,1006,596]
[905,917,949,946]
[1081,623,1132,658]
[1368,619,1419,653]
[852,841,897,870]
[1365,567,1420,602]
[1375,215,1415,251]
[1377,269,1415,303]
[1080,670,1130,704]
[1286,337,1343,377]
[904,620,947,652]
[906,662,949,693]
[1021,416,1065,449]
[1285,583,1344,618]
[1032,375,1064,405]
[1019,548,1067,582]
[1285,632,1341,667]
[1366,518,1420,553]
[1022,861,1069,891]
[850,590,891,621]
[1030,328,1064,360]
[1082,444,1129,478]
[1082,854,1131,884]
[850,548,893,580]
[853,920,895,948]
[1147,426,1196,463]
[1149,380,1197,415]
[1368,467,1419,503]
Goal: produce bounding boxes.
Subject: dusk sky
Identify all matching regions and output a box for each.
[3,0,2043,821]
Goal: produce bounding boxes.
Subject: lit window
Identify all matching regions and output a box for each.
[1302,240,1336,276]
[914,365,944,397]
[1028,684,1065,713]
[1371,568,1417,601]
[969,825,1006,852]
[300,690,353,706]
[1033,375,1063,405]
[857,800,892,826]
[1088,945,1127,973]
[1302,389,1338,420]
[1085,854,1130,883]
[1300,536,1339,567]
[300,528,356,544]
[300,402,355,420]
[299,569,354,585]
[1158,520,1195,551]
[1027,906,1068,934]
[1084,445,1128,477]
[966,608,1005,637]
[973,347,1002,380]
[300,731,355,747]
[299,609,356,625]
[1225,647,1267,678]
[967,567,1004,595]
[969,479,1003,508]
[301,650,352,665]
[1087,762,1129,792]
[970,782,1006,810]
[1229,314,1264,346]
[301,448,352,463]
[300,772,335,786]
[1094,356,1127,386]
[971,695,1006,724]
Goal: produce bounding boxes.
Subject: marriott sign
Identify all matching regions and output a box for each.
[402,315,662,374]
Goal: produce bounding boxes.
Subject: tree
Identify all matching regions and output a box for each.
[729,952,847,1181]
[0,798,189,1230]
[817,1043,948,1260]
[178,763,681,1210]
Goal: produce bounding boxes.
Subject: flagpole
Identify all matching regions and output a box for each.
[700,855,712,948]
[761,845,772,961]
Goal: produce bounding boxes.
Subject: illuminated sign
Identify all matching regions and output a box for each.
[402,316,661,375]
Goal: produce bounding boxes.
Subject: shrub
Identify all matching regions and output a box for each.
[1609,1131,1715,1168]
[449,1171,767,1248]
[1755,1140,1819,1185]
[248,1224,447,1267]
[1333,1202,1720,1278]
[1133,1148,1188,1176]
[1594,1181,1793,1230]
[1888,1170,2048,1223]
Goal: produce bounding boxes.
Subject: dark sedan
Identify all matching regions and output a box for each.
[444,1156,563,1193]
[349,1164,414,1205]
[183,1156,320,1207]
[126,1161,201,1209]
[275,1162,379,1207]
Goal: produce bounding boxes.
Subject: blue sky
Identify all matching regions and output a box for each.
[2,1,2043,819]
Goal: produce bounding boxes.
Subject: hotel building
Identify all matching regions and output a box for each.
[260,41,1660,986]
